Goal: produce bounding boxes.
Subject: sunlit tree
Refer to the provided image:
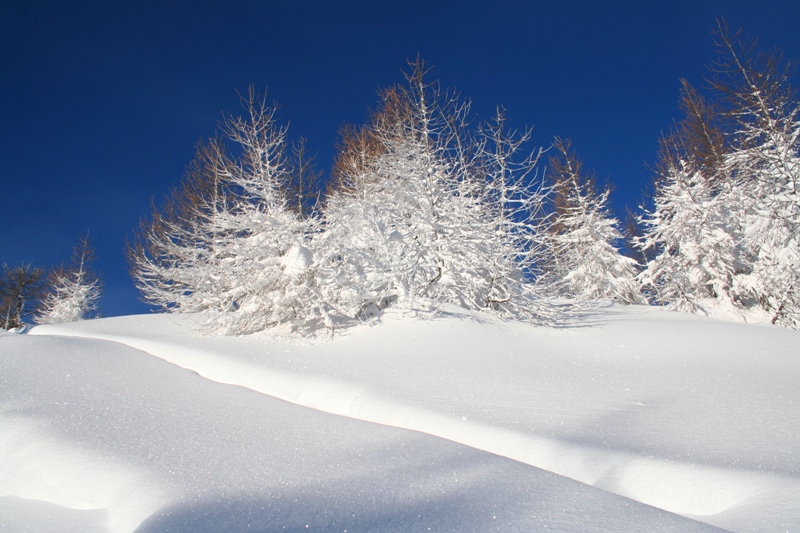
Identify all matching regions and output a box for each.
[37,233,102,324]
[547,138,644,304]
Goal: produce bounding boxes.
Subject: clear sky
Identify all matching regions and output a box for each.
[2,0,799,317]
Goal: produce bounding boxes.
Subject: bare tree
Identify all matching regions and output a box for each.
[0,263,45,329]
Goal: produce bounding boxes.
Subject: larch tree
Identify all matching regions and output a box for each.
[317,68,475,318]
[547,138,644,304]
[0,263,45,330]
[127,138,234,315]
[286,136,324,218]
[637,82,739,314]
[637,21,800,328]
[471,108,554,318]
[129,89,322,334]
[710,22,800,327]
[318,60,555,322]
[36,233,102,324]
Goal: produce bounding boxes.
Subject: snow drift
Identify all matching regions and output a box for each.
[2,303,798,532]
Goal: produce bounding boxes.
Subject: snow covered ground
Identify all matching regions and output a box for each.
[2,303,798,532]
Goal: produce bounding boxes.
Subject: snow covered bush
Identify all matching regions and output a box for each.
[36,234,102,324]
[547,138,644,304]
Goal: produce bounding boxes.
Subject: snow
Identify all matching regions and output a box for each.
[2,303,799,532]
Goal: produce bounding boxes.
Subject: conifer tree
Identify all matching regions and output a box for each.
[318,67,478,317]
[710,22,800,327]
[319,61,554,321]
[547,138,644,304]
[637,83,738,314]
[127,138,233,314]
[129,89,321,334]
[287,136,324,217]
[638,22,800,327]
[0,263,45,330]
[37,234,102,324]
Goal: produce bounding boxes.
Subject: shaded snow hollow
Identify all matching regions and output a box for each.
[2,303,798,532]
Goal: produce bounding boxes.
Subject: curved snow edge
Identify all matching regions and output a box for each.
[30,327,799,526]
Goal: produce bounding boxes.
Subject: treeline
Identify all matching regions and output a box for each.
[9,23,796,333]
[125,59,655,334]
[128,22,800,333]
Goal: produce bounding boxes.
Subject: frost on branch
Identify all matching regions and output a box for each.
[128,89,325,334]
[318,60,557,323]
[637,22,800,327]
[546,138,644,305]
[36,234,102,324]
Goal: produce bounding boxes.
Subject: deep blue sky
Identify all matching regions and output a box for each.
[2,1,799,317]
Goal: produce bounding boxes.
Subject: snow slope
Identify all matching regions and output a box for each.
[2,303,798,532]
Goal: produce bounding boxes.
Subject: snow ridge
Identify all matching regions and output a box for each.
[29,318,800,531]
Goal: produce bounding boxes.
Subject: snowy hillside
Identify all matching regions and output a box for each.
[2,303,798,532]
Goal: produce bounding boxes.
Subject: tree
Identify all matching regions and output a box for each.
[636,80,739,313]
[547,138,644,304]
[637,147,737,314]
[709,22,800,327]
[636,21,800,327]
[318,72,472,317]
[129,89,322,334]
[287,136,324,217]
[472,108,554,318]
[127,138,234,315]
[318,60,555,322]
[328,123,385,195]
[36,233,102,324]
[0,263,45,330]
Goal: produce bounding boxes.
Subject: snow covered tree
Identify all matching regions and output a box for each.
[318,71,475,317]
[318,61,554,321]
[637,149,738,313]
[471,108,555,317]
[637,22,800,327]
[286,136,324,217]
[0,263,45,330]
[210,90,322,334]
[547,138,644,304]
[128,137,234,314]
[637,82,739,314]
[36,234,102,324]
[709,22,800,327]
[129,89,322,334]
